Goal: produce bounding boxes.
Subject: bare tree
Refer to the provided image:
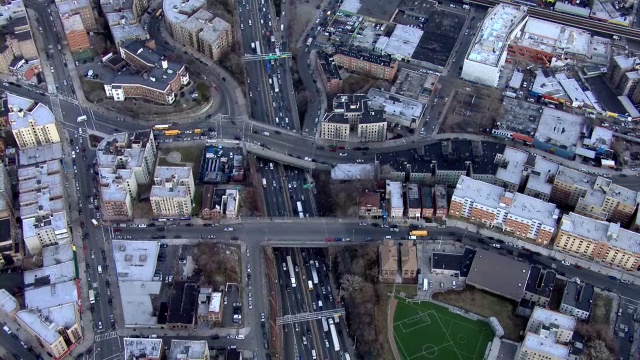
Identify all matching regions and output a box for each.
[339,274,365,297]
[583,339,615,360]
[193,243,239,287]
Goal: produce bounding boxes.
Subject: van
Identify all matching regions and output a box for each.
[312,350,317,359]
[236,334,245,339]
[248,20,252,26]
[3,325,11,334]
[318,300,323,308]
[98,265,103,274]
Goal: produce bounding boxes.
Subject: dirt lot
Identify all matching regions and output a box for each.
[439,88,502,134]
[432,287,527,341]
[590,292,614,326]
[289,0,323,46]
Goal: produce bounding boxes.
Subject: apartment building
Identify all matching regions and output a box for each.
[406,184,421,219]
[61,14,90,53]
[56,0,97,31]
[16,302,81,359]
[366,88,425,129]
[7,93,60,149]
[386,181,404,218]
[551,166,638,225]
[150,166,195,218]
[169,340,210,360]
[421,186,434,220]
[99,168,136,220]
[163,0,232,61]
[494,147,530,192]
[525,307,576,344]
[523,156,559,202]
[124,338,164,360]
[516,332,571,360]
[320,113,349,141]
[560,279,594,320]
[554,212,640,271]
[96,131,156,186]
[5,14,38,61]
[606,55,639,90]
[449,176,559,245]
[105,10,148,47]
[0,163,18,266]
[196,288,223,324]
[434,185,448,220]
[320,94,386,142]
[359,192,382,218]
[333,46,398,81]
[105,40,190,104]
[317,53,343,95]
[400,241,417,279]
[521,265,556,309]
[379,240,398,281]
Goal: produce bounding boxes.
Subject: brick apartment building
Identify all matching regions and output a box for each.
[332,46,398,81]
[317,53,343,95]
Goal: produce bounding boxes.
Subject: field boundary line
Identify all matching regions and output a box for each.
[434,311,464,360]
[394,326,411,360]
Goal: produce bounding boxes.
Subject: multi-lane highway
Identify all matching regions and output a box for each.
[237,0,299,131]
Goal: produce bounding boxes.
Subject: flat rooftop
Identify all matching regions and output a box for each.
[366,88,424,124]
[16,310,62,345]
[112,240,160,281]
[531,307,576,330]
[522,332,570,358]
[560,213,640,254]
[97,131,153,170]
[22,212,68,239]
[376,24,422,59]
[513,18,590,56]
[556,73,592,108]
[42,243,74,267]
[331,164,375,180]
[61,13,84,32]
[562,280,594,312]
[25,280,78,310]
[386,180,403,209]
[340,0,402,22]
[495,147,529,185]
[99,168,134,202]
[163,0,205,24]
[56,0,91,15]
[534,108,583,150]
[452,176,505,209]
[467,4,527,67]
[7,93,56,130]
[19,143,63,166]
[525,157,559,196]
[119,280,161,326]
[587,127,613,149]
[24,261,76,290]
[169,340,208,360]
[40,302,78,330]
[151,166,192,199]
[124,338,163,359]
[525,265,556,299]
[0,289,18,314]
[467,249,530,301]
[509,193,558,228]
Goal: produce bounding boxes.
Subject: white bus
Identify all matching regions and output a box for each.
[297,201,304,218]
[77,115,87,122]
[321,317,329,332]
[328,318,341,352]
[286,255,296,287]
[310,263,318,284]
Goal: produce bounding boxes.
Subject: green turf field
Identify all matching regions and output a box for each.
[393,299,494,360]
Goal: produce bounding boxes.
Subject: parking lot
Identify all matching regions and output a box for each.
[223,284,242,328]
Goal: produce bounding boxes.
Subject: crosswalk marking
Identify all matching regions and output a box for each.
[95,331,118,341]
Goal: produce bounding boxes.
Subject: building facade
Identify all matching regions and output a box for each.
[61,14,90,53]
[150,166,195,218]
[56,0,97,31]
[559,280,594,320]
[333,46,398,81]
[8,94,60,149]
[317,53,343,95]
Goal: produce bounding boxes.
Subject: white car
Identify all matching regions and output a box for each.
[561,260,571,266]
[339,152,347,156]
[224,227,234,231]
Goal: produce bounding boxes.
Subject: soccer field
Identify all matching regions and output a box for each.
[393,299,494,360]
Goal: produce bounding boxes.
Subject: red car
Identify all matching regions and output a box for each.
[114,228,121,234]
[325,237,333,242]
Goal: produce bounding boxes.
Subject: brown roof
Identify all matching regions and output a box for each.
[466,249,530,301]
[359,192,380,208]
[380,240,398,272]
[401,242,417,273]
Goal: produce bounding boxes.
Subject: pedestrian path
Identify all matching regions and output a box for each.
[95,331,118,342]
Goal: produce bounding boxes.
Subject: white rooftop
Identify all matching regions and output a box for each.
[19,143,63,166]
[515,18,590,56]
[151,166,192,199]
[112,240,160,281]
[453,176,505,209]
[386,181,403,209]
[554,165,595,187]
[331,164,375,180]
[467,4,527,66]
[0,0,26,27]
[99,168,134,202]
[39,302,78,329]
[22,212,69,239]
[96,132,148,170]
[587,126,614,150]
[509,193,558,228]
[163,0,205,24]
[531,70,566,98]
[124,338,163,359]
[16,310,62,345]
[61,13,84,32]
[560,212,640,254]
[534,108,583,150]
[209,292,222,313]
[18,160,61,180]
[169,340,208,360]
[8,92,56,131]
[0,289,18,314]
[376,24,422,58]
[556,73,593,107]
[496,147,529,185]
[525,157,559,196]
[339,0,361,13]
[24,261,76,289]
[42,244,74,267]
[531,307,576,330]
[366,88,424,123]
[521,332,570,358]
[56,0,91,15]
[25,280,78,311]
[119,281,161,326]
[108,11,148,45]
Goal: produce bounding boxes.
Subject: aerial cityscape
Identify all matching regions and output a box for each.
[3,0,640,358]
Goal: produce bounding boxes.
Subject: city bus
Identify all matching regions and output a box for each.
[297,201,303,218]
[310,263,318,284]
[286,255,296,288]
[328,318,341,352]
[153,124,170,130]
[273,76,279,93]
[164,130,181,136]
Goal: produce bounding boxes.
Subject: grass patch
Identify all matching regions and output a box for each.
[381,284,417,299]
[432,287,526,341]
[159,145,203,164]
[590,292,613,326]
[156,157,175,167]
[191,186,203,216]
[80,78,106,103]
[393,299,494,360]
